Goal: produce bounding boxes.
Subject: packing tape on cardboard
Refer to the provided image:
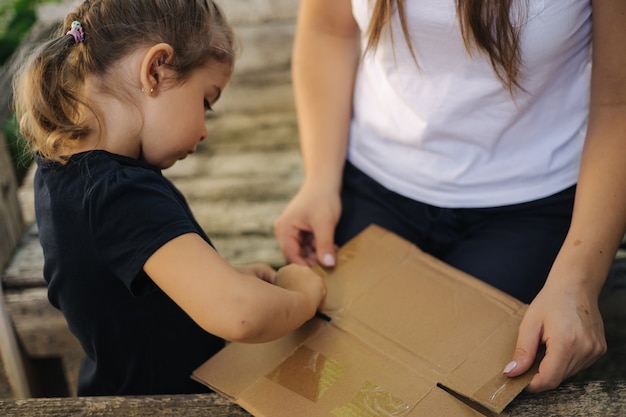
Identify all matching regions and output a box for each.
[331,381,412,417]
[266,346,413,416]
[266,345,348,403]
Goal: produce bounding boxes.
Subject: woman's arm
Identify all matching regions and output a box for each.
[505,0,626,391]
[144,233,326,343]
[274,0,360,267]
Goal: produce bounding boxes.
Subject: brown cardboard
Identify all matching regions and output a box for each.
[193,225,537,416]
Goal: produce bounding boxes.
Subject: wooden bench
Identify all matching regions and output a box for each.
[0,379,625,416]
[0,128,32,398]
[2,2,626,414]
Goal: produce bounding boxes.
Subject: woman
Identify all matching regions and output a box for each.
[274,0,626,392]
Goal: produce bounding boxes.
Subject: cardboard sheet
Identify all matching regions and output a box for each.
[193,225,537,416]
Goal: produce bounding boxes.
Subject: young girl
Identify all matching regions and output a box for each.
[13,0,326,396]
[274,0,626,392]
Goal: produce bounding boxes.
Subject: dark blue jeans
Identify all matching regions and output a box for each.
[335,162,575,303]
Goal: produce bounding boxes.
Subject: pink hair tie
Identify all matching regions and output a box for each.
[66,21,85,44]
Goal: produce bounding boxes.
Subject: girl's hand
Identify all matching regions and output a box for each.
[234,263,277,283]
[504,280,607,392]
[274,263,327,310]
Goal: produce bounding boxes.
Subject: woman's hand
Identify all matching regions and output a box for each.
[504,280,606,392]
[274,183,341,268]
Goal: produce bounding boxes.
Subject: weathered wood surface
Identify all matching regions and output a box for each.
[3,286,81,358]
[167,112,301,268]
[0,380,625,417]
[0,72,24,275]
[0,17,64,274]
[0,131,23,276]
[0,393,249,417]
[506,379,626,416]
[0,20,46,399]
[2,224,45,288]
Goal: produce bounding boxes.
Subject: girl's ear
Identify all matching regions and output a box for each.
[140,43,175,96]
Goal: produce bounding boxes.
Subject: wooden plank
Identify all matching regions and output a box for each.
[0,133,24,273]
[3,287,81,358]
[0,393,249,417]
[2,224,44,289]
[218,0,299,25]
[217,71,294,114]
[0,30,29,396]
[506,379,626,416]
[0,284,31,398]
[0,11,61,275]
[0,380,625,417]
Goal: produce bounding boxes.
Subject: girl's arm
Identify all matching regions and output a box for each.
[506,0,626,391]
[144,233,326,343]
[273,0,360,267]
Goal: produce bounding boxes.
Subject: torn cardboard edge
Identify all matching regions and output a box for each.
[193,225,537,416]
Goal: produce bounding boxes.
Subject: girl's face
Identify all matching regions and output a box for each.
[139,60,231,169]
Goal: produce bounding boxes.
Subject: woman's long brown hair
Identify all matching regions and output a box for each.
[366,0,523,93]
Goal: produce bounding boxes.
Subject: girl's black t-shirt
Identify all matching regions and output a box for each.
[34,151,224,396]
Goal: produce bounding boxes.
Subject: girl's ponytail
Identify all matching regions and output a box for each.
[14,24,90,162]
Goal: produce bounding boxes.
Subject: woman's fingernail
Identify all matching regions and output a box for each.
[503,361,518,374]
[322,254,335,267]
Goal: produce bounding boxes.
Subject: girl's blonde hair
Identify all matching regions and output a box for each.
[366,0,524,93]
[13,0,235,163]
